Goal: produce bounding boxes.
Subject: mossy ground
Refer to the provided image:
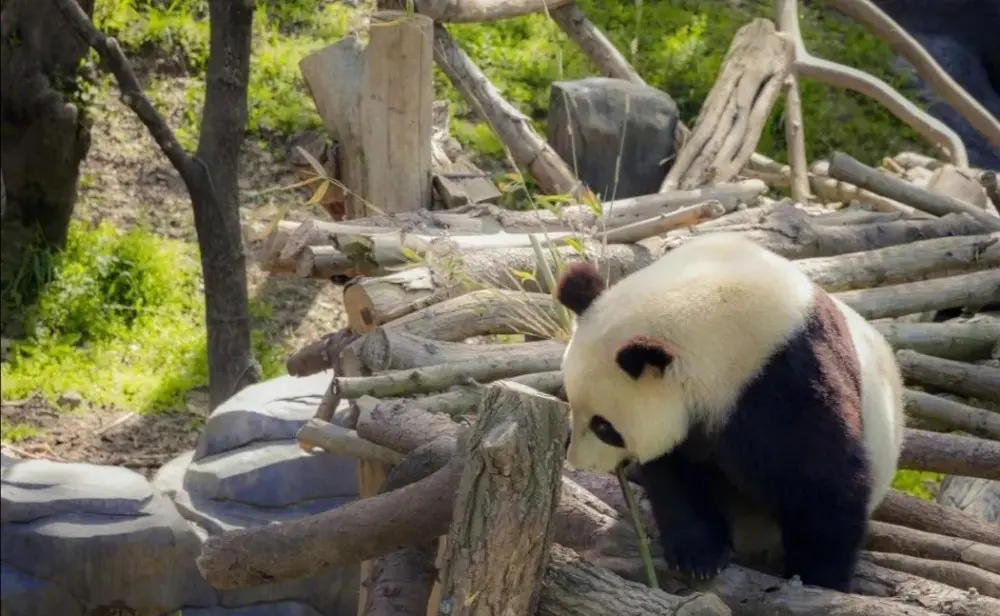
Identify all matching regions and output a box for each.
[2,0,937,494]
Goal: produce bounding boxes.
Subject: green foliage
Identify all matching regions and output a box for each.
[0,222,284,413]
[0,423,40,444]
[893,469,943,501]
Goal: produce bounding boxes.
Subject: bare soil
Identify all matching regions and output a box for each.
[3,79,345,474]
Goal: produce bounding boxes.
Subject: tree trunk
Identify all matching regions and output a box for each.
[195,0,260,408]
[0,0,94,332]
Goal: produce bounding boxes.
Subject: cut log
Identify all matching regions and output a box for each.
[339,327,565,374]
[299,11,434,217]
[904,389,1000,440]
[661,19,793,190]
[874,490,1000,547]
[286,329,360,377]
[599,201,727,243]
[900,428,1000,481]
[873,321,1000,362]
[850,561,1000,616]
[926,165,993,214]
[296,419,405,465]
[836,269,1000,320]
[775,0,810,203]
[436,382,567,616]
[861,551,1000,598]
[937,475,1000,526]
[388,288,560,340]
[654,205,991,260]
[796,233,1000,292]
[867,521,1000,575]
[897,349,1000,404]
[408,372,565,416]
[828,152,1000,231]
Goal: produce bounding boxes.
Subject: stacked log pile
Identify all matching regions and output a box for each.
[200,1,1000,615]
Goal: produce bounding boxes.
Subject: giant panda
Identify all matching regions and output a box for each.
[555,232,906,593]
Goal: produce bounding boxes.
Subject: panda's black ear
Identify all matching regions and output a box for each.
[616,337,673,380]
[556,261,605,316]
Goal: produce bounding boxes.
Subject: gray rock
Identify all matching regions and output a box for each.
[1,458,217,616]
[183,604,323,616]
[57,391,83,408]
[156,448,360,615]
[194,371,335,461]
[1,562,83,616]
[184,440,358,509]
[547,77,679,200]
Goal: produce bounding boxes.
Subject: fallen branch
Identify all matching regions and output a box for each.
[437,382,567,615]
[874,490,1000,547]
[775,0,811,203]
[828,152,1000,230]
[796,233,1000,292]
[333,353,563,400]
[599,200,726,244]
[661,19,793,190]
[835,269,1000,320]
[296,418,405,465]
[850,560,1000,616]
[897,350,1000,404]
[873,321,1000,362]
[867,520,1000,575]
[904,389,1000,440]
[861,551,1000,598]
[900,428,1000,481]
[285,329,360,377]
[408,371,565,416]
[431,23,583,197]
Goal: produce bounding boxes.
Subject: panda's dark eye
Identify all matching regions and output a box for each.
[590,415,625,448]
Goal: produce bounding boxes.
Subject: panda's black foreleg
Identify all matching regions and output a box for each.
[639,452,733,580]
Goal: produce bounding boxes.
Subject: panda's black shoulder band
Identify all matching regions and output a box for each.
[556,261,606,316]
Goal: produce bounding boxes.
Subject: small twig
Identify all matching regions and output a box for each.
[616,465,658,590]
[91,412,137,437]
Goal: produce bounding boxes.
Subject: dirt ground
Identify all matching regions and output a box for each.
[1,80,345,476]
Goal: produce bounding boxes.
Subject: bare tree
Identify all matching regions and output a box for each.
[0,0,94,332]
[50,0,261,408]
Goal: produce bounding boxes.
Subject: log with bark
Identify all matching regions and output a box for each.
[897,350,1000,404]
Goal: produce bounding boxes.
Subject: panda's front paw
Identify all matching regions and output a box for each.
[660,526,731,581]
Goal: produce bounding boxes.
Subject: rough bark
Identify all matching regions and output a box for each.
[653,204,991,260]
[897,350,1000,404]
[796,233,1000,292]
[52,0,260,408]
[540,545,731,616]
[285,328,361,377]
[861,551,1000,598]
[339,327,564,375]
[661,19,793,191]
[775,0,811,203]
[873,321,1000,362]
[297,418,404,465]
[874,490,1000,547]
[436,382,567,616]
[828,152,1000,230]
[836,269,1000,320]
[900,428,1000,481]
[904,389,1000,440]
[867,521,1000,575]
[0,0,93,332]
[850,561,1000,616]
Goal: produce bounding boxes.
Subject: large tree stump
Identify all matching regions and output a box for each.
[299,11,434,218]
[435,381,568,616]
[660,19,793,190]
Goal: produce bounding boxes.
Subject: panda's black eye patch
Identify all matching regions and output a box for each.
[589,415,625,448]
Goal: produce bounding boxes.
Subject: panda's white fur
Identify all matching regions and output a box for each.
[557,232,906,587]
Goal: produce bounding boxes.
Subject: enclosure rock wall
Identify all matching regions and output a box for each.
[1,371,361,616]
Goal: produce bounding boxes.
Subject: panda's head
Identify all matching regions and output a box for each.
[555,261,691,473]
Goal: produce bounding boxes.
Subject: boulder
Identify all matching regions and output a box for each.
[0,455,216,616]
[547,77,680,200]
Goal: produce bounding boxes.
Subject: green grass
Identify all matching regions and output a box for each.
[0,221,285,420]
[892,469,943,501]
